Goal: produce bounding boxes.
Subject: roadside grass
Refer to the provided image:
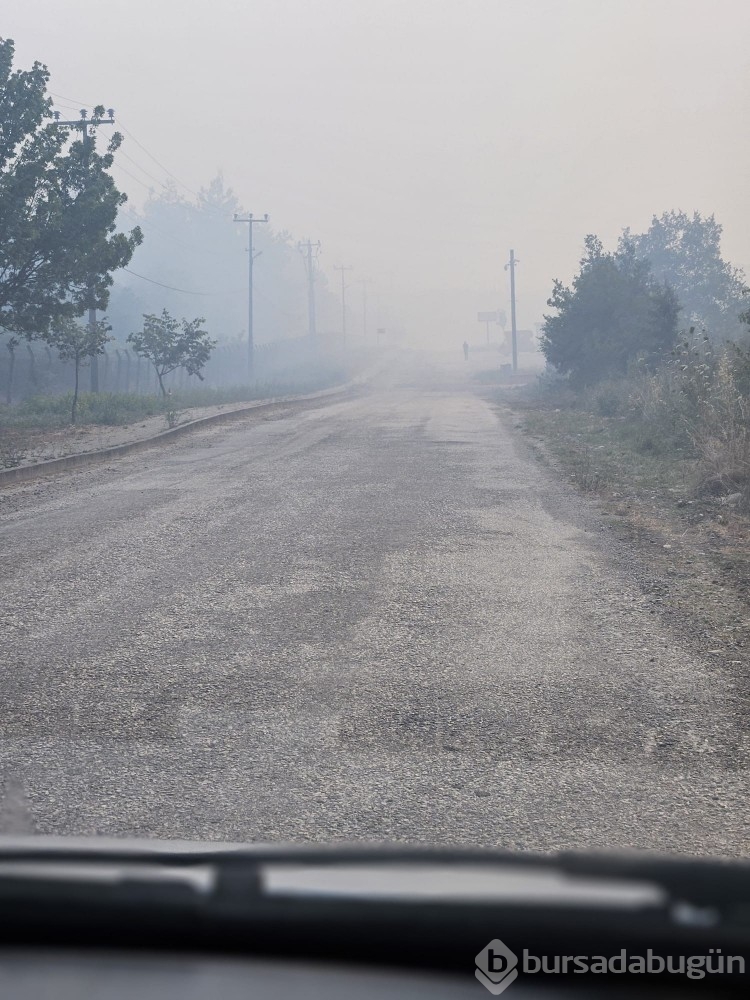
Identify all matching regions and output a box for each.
[0,368,349,467]
[1,378,344,430]
[499,380,750,665]
[518,402,694,497]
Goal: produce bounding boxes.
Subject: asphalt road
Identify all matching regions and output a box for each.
[1,354,748,854]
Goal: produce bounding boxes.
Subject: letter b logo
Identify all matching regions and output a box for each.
[476,939,519,995]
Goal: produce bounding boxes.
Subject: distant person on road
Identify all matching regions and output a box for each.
[463,341,469,361]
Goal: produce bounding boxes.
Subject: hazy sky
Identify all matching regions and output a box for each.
[5,0,750,344]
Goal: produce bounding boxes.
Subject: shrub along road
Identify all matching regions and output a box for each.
[0,353,748,852]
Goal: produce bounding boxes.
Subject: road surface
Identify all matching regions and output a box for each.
[1,354,748,854]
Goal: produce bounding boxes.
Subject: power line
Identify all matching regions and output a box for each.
[116,147,173,189]
[50,90,98,111]
[111,156,160,192]
[122,267,245,298]
[51,92,205,199]
[117,121,205,202]
[116,119,232,221]
[52,92,241,223]
[123,268,215,296]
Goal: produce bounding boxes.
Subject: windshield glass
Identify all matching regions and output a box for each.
[1,0,748,860]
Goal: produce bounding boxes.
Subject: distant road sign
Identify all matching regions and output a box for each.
[477,311,500,323]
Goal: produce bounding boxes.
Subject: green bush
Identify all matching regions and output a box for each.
[580,378,631,417]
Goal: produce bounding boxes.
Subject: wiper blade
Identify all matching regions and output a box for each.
[0,842,748,979]
[0,841,748,910]
[558,851,750,909]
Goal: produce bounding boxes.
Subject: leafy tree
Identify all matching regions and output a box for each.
[0,37,142,338]
[127,310,215,396]
[541,235,680,387]
[48,317,112,424]
[619,211,747,340]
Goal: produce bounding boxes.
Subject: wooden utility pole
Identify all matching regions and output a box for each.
[334,265,353,348]
[298,240,322,342]
[505,249,519,372]
[234,213,269,383]
[54,108,117,392]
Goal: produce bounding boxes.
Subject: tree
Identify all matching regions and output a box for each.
[540,235,680,387]
[127,310,215,395]
[619,211,747,340]
[48,317,112,424]
[0,37,142,338]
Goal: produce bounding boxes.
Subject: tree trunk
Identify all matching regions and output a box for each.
[72,359,79,425]
[6,347,14,406]
[157,370,167,396]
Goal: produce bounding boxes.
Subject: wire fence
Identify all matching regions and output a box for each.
[0,335,321,405]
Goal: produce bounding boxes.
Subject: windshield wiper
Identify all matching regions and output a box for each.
[0,842,747,902]
[0,843,748,981]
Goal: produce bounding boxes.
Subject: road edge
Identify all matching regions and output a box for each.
[0,382,353,488]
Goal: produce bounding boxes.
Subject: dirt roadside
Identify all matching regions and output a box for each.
[492,387,750,696]
[1,398,287,470]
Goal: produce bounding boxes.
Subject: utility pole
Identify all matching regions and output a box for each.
[505,249,519,372]
[298,240,321,342]
[54,107,116,392]
[333,265,353,348]
[361,278,369,340]
[234,213,269,383]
